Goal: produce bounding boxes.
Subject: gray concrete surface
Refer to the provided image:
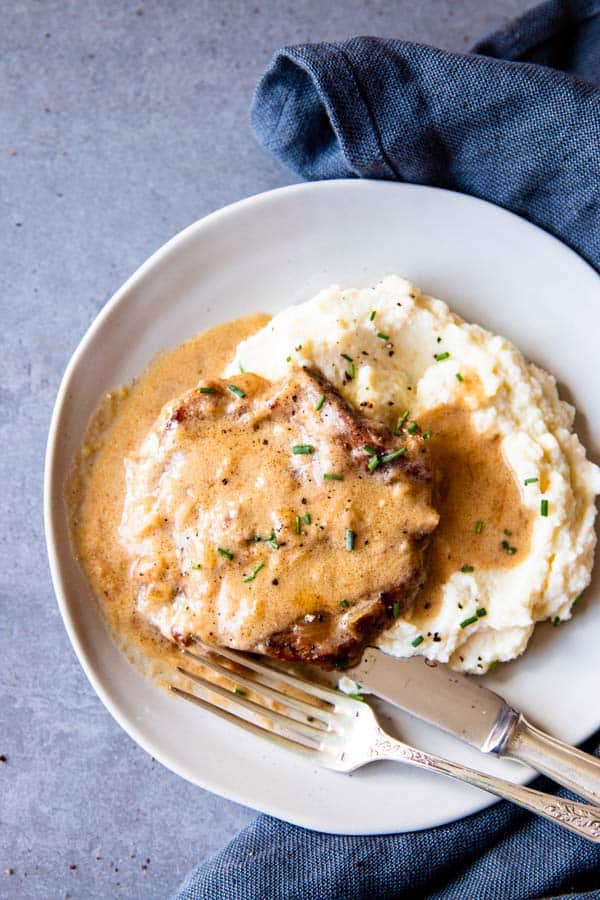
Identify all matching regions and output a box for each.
[2,1,537,896]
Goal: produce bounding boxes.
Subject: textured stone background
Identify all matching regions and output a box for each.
[2,1,537,897]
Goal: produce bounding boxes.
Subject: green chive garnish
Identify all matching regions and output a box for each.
[382,448,407,462]
[407,422,419,435]
[341,353,355,379]
[340,599,349,608]
[239,362,245,373]
[266,530,280,549]
[392,600,401,619]
[394,410,410,434]
[501,540,517,555]
[376,332,389,341]
[411,635,424,647]
[460,615,478,629]
[434,351,450,361]
[503,528,512,537]
[455,373,464,382]
[234,688,247,697]
[243,562,264,583]
[572,594,582,607]
[200,386,216,394]
[346,529,356,551]
[315,394,325,411]
[552,616,561,627]
[524,477,538,485]
[348,693,365,702]
[217,547,233,560]
[323,473,343,481]
[461,565,474,573]
[228,385,246,399]
[489,660,500,670]
[294,515,301,535]
[363,444,379,455]
[369,310,376,321]
[475,520,484,534]
[191,563,202,570]
[422,430,432,440]
[292,444,314,455]
[476,607,487,618]
[286,355,292,362]
[367,456,380,472]
[251,535,261,542]
[304,513,311,525]
[540,499,549,517]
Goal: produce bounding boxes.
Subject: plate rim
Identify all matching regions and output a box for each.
[44,178,600,834]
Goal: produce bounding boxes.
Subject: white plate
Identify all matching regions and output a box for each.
[45,180,600,835]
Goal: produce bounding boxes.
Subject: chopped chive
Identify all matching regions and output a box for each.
[376,332,389,341]
[524,477,538,485]
[489,660,500,670]
[363,444,379,455]
[552,616,561,626]
[540,499,549,517]
[392,600,401,619]
[572,594,582,607]
[460,615,478,629]
[367,455,380,472]
[503,528,512,537]
[243,562,265,583]
[315,394,325,411]
[294,515,301,535]
[407,422,419,435]
[286,355,292,362]
[461,565,474,573]
[239,362,245,374]
[369,310,376,321]
[191,562,202,570]
[348,693,365,702]
[340,599,350,608]
[323,472,343,481]
[476,607,487,618]
[251,535,261,542]
[200,386,216,394]
[292,444,314,455]
[501,540,517,555]
[341,353,353,362]
[266,530,280,549]
[411,635,424,647]
[382,448,407,462]
[475,520,484,534]
[227,385,246,399]
[347,361,356,379]
[234,688,247,697]
[455,372,464,382]
[394,410,410,434]
[346,529,356,551]
[422,430,432,440]
[304,513,311,525]
[434,351,450,361]
[217,547,233,560]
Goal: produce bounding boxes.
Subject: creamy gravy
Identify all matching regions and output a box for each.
[68,314,532,671]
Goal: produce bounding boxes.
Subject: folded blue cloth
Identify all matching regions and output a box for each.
[174,3,600,897]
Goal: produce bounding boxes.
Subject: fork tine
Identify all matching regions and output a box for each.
[176,666,327,743]
[189,639,345,705]
[170,686,319,756]
[181,651,331,728]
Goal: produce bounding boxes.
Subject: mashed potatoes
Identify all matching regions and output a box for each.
[227,276,600,673]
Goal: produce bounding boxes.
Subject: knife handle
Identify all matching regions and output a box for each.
[500,713,600,805]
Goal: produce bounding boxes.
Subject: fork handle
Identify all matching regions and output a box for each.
[498,713,600,805]
[373,733,600,842]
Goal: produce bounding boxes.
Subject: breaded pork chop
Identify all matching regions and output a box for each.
[120,367,439,668]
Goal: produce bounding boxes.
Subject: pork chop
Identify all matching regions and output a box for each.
[120,367,439,669]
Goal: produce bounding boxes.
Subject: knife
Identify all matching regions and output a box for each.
[348,648,600,804]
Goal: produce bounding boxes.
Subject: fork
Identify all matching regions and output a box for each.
[171,640,600,842]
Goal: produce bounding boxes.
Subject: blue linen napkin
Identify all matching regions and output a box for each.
[174,3,600,897]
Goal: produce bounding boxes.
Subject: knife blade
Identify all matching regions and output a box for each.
[348,648,600,804]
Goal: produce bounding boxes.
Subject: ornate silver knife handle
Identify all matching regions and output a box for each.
[497,713,600,806]
[370,731,600,842]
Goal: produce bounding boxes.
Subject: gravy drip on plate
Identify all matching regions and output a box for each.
[67,314,270,674]
[415,405,534,618]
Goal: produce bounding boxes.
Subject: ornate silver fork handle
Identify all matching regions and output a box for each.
[371,730,600,842]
